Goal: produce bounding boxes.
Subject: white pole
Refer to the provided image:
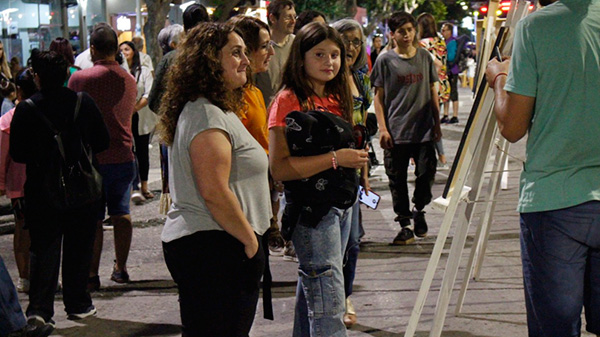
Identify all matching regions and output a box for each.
[135,0,141,36]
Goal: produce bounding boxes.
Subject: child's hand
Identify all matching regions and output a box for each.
[433,123,442,142]
[336,149,369,169]
[379,130,394,149]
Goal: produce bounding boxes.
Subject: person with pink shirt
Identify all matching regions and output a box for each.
[0,67,36,294]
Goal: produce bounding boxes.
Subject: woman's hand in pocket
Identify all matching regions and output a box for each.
[244,236,259,259]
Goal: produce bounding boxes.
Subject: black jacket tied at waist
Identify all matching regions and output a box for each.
[281,110,359,240]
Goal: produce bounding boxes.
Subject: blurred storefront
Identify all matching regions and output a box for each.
[0,0,266,67]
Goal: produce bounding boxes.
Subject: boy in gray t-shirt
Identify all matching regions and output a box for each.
[371,11,441,245]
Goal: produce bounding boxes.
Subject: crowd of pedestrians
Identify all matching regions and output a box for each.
[0,1,598,337]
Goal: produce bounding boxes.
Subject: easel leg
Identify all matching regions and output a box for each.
[404,189,466,337]
[429,200,470,337]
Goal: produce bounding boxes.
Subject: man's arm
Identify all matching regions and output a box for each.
[486,58,535,143]
[374,87,393,149]
[430,83,442,142]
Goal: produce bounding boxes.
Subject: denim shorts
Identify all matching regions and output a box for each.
[97,161,136,219]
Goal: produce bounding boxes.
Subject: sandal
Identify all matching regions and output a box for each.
[110,260,130,283]
[142,190,155,199]
[110,268,130,284]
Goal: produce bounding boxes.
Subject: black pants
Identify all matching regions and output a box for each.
[25,204,98,320]
[384,142,437,222]
[132,113,150,187]
[448,72,459,102]
[163,230,265,337]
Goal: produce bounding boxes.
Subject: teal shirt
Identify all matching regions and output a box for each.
[505,0,600,213]
[63,66,78,87]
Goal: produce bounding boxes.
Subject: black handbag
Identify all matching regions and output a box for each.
[25,93,103,211]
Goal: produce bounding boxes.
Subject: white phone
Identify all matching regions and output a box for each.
[358,186,380,210]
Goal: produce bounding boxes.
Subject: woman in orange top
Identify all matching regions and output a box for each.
[228,15,274,153]
[229,16,290,259]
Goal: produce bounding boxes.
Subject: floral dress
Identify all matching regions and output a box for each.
[420,36,450,103]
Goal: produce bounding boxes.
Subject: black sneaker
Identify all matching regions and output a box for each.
[25,315,55,337]
[393,216,412,226]
[440,116,450,124]
[413,208,428,237]
[449,116,459,124]
[393,227,415,245]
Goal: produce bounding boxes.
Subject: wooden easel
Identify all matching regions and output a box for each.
[403,2,531,336]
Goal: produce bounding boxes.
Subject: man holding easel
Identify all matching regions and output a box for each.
[486,0,600,336]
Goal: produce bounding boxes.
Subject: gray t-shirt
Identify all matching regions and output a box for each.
[371,47,438,144]
[161,97,272,243]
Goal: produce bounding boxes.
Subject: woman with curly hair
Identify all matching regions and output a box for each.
[158,22,271,337]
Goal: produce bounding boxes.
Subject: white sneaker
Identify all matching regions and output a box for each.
[437,162,450,170]
[131,191,145,205]
[67,305,97,320]
[17,278,29,293]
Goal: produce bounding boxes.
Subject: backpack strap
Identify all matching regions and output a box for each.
[73,92,83,122]
[25,98,68,162]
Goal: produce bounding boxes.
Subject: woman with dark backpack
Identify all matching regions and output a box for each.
[9,51,109,336]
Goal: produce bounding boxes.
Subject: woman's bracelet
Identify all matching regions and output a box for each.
[331,150,338,170]
[492,72,508,88]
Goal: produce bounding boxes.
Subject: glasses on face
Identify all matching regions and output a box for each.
[343,37,363,48]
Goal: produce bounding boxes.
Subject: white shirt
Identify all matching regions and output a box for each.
[74,48,130,72]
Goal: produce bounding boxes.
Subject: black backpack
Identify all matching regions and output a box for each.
[26,93,103,211]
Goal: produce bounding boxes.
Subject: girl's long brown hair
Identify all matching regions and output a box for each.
[278,22,353,123]
[158,23,245,145]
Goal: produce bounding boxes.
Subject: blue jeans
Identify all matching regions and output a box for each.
[292,207,352,337]
[343,199,363,298]
[0,255,26,335]
[520,201,600,337]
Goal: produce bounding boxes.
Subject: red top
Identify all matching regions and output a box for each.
[68,60,137,164]
[267,89,343,129]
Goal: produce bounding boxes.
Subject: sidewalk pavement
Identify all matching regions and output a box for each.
[0,86,594,336]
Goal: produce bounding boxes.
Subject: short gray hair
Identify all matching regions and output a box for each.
[331,18,367,72]
[158,24,184,55]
